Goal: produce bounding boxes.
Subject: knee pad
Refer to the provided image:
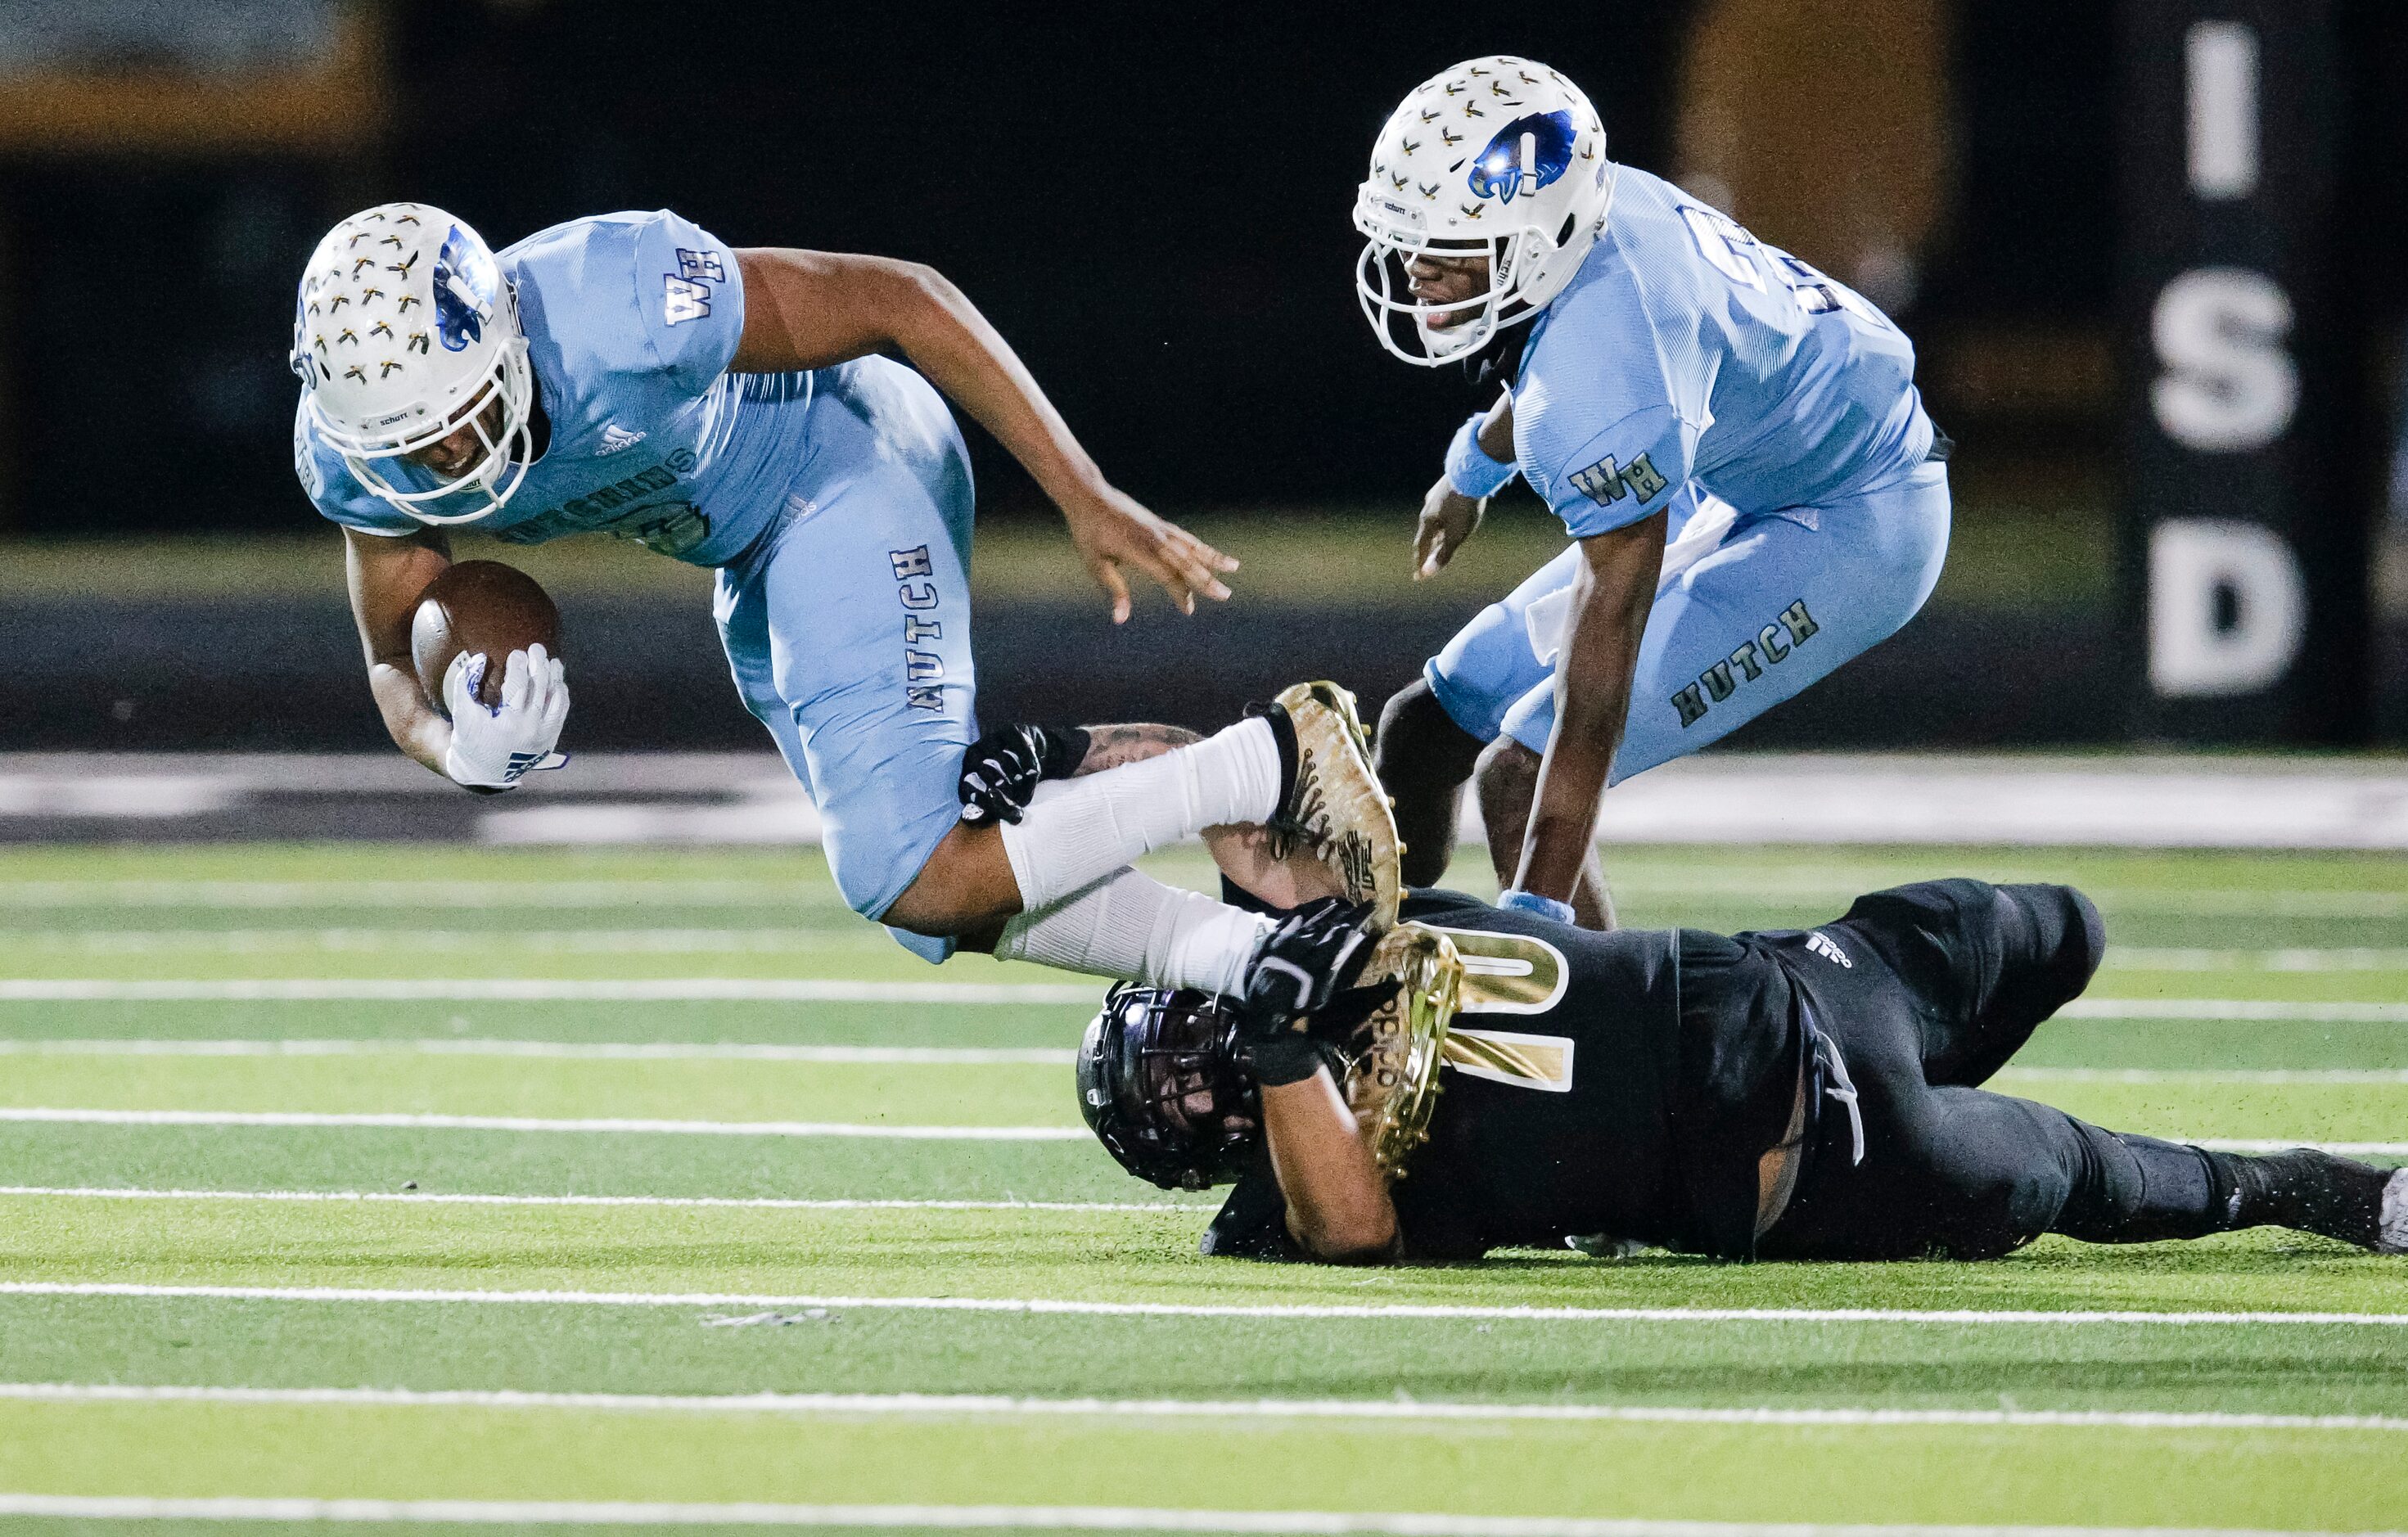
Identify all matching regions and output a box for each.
[1375,678,1486,781]
[2000,883,2108,1003]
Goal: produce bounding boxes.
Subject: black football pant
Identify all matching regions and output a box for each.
[1752,880,2382,1262]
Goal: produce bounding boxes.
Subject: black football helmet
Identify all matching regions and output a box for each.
[1077,985,1263,1191]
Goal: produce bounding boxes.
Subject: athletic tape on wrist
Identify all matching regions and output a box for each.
[1444,412,1517,500]
[1499,888,1576,925]
[1246,1030,1331,1087]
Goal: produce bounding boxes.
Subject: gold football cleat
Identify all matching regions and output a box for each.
[1267,680,1404,928]
[1338,921,1462,1179]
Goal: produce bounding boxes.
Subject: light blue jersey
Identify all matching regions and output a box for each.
[1426,165,1950,773]
[299,210,796,569]
[296,212,981,961]
[1513,166,1932,536]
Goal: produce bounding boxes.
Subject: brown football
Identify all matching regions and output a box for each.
[410,561,562,712]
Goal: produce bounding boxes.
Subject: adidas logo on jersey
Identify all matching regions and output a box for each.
[1805,930,1852,968]
[595,424,647,456]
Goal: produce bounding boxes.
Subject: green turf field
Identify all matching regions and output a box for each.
[0,841,2401,1535]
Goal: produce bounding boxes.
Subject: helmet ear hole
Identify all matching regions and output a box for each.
[1556,213,1578,246]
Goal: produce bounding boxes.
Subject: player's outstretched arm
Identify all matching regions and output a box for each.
[1260,1069,1400,1264]
[1510,511,1668,906]
[344,526,455,776]
[727,248,1237,623]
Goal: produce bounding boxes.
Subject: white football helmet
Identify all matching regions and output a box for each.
[291,204,534,524]
[1353,56,1615,366]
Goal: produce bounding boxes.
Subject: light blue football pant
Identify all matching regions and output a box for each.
[715,358,978,962]
[1425,458,1950,782]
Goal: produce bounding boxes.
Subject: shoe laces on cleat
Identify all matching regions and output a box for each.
[2382,1167,2408,1255]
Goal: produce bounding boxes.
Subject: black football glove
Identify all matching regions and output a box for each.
[957,723,1091,825]
[1237,896,1378,1085]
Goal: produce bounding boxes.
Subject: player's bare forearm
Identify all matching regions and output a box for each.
[1262,1068,1399,1263]
[1513,512,1666,902]
[1476,392,1514,458]
[729,248,1233,621]
[344,527,454,775]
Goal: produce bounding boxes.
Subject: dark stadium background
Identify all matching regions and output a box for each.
[1,0,2402,750]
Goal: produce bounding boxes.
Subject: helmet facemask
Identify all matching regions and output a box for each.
[1355,223,1551,367]
[1077,985,1264,1192]
[307,327,535,526]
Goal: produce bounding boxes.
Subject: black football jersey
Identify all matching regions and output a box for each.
[1207,888,1786,1262]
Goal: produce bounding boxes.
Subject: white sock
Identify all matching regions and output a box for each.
[994,866,1270,995]
[996,717,1281,910]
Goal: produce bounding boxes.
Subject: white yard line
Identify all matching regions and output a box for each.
[19,936,2408,966]
[2107,949,2408,972]
[0,1039,1075,1064]
[0,1045,2386,1076]
[0,929,883,954]
[2056,999,2408,1022]
[0,876,2404,917]
[2,1282,2399,1328]
[0,1109,1087,1139]
[0,881,836,909]
[2000,1068,2408,1084]
[0,1498,2384,1537]
[0,979,1096,1003]
[2,1382,2401,1435]
[0,1187,1177,1213]
[10,985,2397,1017]
[2197,1140,2408,1156]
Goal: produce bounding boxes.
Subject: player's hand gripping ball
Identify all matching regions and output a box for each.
[957,723,1091,825]
[409,561,570,791]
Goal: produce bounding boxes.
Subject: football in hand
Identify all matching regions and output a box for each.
[410,560,562,714]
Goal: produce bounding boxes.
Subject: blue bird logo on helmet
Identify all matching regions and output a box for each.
[1466,110,1576,205]
[432,225,499,353]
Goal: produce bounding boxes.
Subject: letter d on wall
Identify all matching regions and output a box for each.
[2149,520,2306,696]
[2120,0,2361,741]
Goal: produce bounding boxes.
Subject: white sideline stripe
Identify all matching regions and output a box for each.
[0,1502,2390,1537]
[3,1282,2401,1328]
[2003,1068,2408,1084]
[5,1382,2404,1436]
[0,978,1097,1003]
[2056,999,2408,1022]
[0,1109,1087,1140]
[0,1187,1179,1214]
[0,1039,1075,1065]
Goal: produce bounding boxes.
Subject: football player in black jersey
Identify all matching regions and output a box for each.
[1075,826,2408,1265]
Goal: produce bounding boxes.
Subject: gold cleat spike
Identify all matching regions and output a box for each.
[1269,680,1404,927]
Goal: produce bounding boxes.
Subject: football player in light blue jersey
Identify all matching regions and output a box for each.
[292,204,1401,993]
[1352,56,1952,928]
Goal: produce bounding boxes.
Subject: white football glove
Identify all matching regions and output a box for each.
[440,643,570,791]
